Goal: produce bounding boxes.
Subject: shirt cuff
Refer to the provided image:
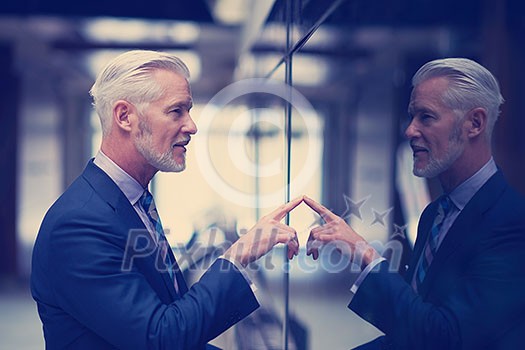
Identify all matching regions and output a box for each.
[350,257,386,294]
[217,255,258,294]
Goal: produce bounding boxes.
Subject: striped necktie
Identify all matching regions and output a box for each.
[414,195,452,292]
[139,190,179,293]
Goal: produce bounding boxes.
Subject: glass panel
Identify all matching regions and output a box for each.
[153,78,324,348]
[236,1,355,348]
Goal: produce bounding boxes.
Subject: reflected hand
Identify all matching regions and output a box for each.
[224,196,303,267]
[303,196,380,268]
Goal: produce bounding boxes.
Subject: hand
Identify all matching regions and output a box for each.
[224,196,303,267]
[303,196,380,268]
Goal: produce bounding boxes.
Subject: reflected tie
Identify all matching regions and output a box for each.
[414,195,452,292]
[139,190,179,293]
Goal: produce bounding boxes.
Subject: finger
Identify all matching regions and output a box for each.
[303,196,337,223]
[310,224,329,235]
[274,230,298,245]
[273,231,298,259]
[287,239,299,259]
[307,222,336,260]
[288,232,299,254]
[272,221,296,233]
[306,237,323,252]
[310,226,335,241]
[306,243,319,260]
[270,196,304,221]
[266,223,296,243]
[306,235,322,260]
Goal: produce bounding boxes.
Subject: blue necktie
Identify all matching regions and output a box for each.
[139,190,179,293]
[414,195,451,292]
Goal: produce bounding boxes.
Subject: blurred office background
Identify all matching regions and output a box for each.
[1,0,524,349]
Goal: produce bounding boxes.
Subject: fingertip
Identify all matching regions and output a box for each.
[290,196,303,207]
[303,196,317,209]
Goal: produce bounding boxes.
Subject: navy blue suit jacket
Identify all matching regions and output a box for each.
[350,171,525,349]
[31,160,259,349]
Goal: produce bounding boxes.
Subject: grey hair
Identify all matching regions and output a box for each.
[89,50,190,136]
[412,58,504,137]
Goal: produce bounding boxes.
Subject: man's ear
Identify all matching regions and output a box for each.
[113,100,135,132]
[466,107,487,139]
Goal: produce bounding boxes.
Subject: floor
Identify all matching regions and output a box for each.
[0,283,45,349]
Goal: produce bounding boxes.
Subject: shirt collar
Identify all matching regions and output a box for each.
[448,157,497,211]
[93,151,146,205]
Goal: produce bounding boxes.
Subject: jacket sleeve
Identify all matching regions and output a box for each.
[349,217,525,350]
[40,209,259,350]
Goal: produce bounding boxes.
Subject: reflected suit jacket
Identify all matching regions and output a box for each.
[350,170,525,350]
[31,160,259,349]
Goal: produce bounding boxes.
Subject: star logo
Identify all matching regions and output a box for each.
[341,194,369,221]
[370,208,393,227]
[392,223,408,240]
[308,211,327,228]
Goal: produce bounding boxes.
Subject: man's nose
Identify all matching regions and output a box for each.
[404,120,419,140]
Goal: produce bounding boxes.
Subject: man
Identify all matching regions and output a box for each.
[31,50,301,349]
[304,58,525,349]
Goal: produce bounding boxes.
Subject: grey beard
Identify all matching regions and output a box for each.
[134,129,186,173]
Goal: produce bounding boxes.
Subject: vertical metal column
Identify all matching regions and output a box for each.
[282,0,294,348]
[0,44,19,281]
[252,109,261,221]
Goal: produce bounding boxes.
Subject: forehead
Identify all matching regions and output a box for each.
[408,76,449,113]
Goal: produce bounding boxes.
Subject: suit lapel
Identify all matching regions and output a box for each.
[115,195,182,300]
[405,202,438,283]
[81,160,181,301]
[166,249,189,295]
[416,171,507,296]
